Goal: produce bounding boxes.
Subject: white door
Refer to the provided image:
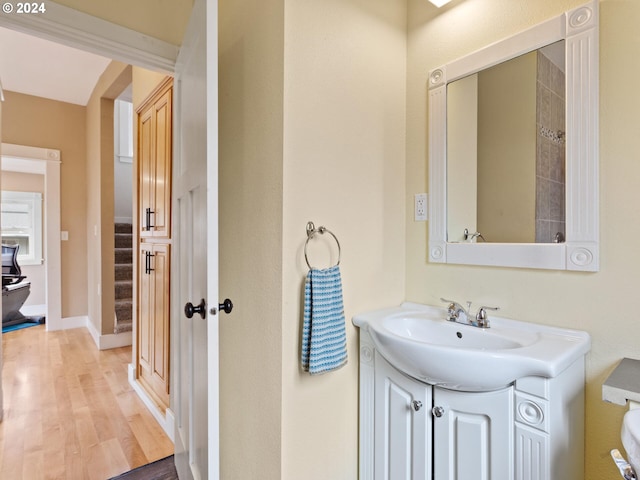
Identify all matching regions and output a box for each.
[172,0,220,478]
[432,386,514,480]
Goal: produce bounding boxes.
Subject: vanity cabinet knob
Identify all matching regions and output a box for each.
[432,406,445,418]
[411,400,423,412]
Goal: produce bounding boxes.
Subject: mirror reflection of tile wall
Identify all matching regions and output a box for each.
[535,51,566,243]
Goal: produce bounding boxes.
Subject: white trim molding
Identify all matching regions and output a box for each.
[0,1,178,73]
[86,319,132,350]
[427,0,599,271]
[46,315,88,332]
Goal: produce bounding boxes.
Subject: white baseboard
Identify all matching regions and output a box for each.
[99,331,132,349]
[45,316,132,350]
[128,363,175,442]
[86,318,133,350]
[22,304,46,317]
[47,315,88,332]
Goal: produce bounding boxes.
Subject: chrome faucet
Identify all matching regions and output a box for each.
[440,298,499,328]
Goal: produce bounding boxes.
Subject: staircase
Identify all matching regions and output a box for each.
[114,223,133,334]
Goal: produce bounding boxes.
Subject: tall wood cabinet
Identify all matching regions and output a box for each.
[136,77,173,411]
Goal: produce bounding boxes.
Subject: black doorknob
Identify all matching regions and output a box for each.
[184,298,206,319]
[218,298,233,314]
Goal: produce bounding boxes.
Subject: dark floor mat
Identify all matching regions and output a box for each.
[108,456,177,480]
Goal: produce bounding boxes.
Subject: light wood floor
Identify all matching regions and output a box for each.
[0,325,174,479]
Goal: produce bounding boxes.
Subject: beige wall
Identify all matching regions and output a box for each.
[132,69,168,108]
[407,0,639,478]
[85,62,132,335]
[53,0,192,46]
[218,0,406,478]
[1,91,87,318]
[281,1,407,479]
[1,171,46,306]
[218,0,285,477]
[2,171,44,192]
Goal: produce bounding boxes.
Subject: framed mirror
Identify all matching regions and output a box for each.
[428,0,598,271]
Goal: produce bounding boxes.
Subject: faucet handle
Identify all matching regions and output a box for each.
[440,297,458,311]
[475,305,499,328]
[440,298,460,321]
[478,305,499,313]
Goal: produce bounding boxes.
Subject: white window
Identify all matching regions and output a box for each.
[1,191,43,265]
[114,99,133,163]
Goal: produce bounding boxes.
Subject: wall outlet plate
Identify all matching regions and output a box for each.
[415,193,428,221]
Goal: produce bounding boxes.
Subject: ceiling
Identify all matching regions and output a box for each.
[0,27,113,106]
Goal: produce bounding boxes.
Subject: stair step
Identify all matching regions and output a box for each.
[114,320,132,334]
[115,223,133,234]
[115,280,132,300]
[115,233,133,249]
[115,264,133,281]
[115,300,132,321]
[114,300,132,334]
[114,223,134,334]
[115,248,132,265]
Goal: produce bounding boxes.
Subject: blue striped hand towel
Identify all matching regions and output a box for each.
[301,265,348,374]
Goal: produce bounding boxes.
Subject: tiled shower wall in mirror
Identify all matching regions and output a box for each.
[535,48,566,243]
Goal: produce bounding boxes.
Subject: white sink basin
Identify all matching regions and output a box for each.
[353,303,591,391]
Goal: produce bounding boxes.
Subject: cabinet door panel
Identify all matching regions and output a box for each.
[151,89,172,238]
[138,79,172,239]
[374,353,431,480]
[151,245,170,392]
[138,244,152,368]
[433,386,513,480]
[137,243,171,410]
[138,109,154,238]
[515,424,549,480]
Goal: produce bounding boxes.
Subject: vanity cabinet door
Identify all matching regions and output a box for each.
[374,353,432,480]
[433,386,514,480]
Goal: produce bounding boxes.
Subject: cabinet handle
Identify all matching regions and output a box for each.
[145,207,155,231]
[147,252,155,274]
[144,251,155,275]
[432,406,445,418]
[412,400,423,412]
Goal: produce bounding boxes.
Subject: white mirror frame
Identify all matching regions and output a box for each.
[428,0,598,271]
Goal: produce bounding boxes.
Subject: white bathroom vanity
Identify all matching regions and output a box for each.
[353,303,591,480]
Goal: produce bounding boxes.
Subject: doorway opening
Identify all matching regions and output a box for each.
[113,89,134,335]
[1,143,62,329]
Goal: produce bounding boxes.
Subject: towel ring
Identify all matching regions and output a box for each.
[304,221,341,269]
